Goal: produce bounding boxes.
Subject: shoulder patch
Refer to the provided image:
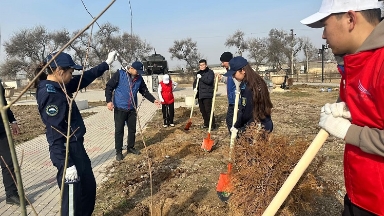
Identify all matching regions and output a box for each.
[46,84,56,93]
[46,105,59,116]
[242,97,247,106]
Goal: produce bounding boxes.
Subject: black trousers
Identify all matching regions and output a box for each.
[0,133,18,197]
[114,109,137,152]
[198,98,215,127]
[55,137,96,216]
[342,195,377,216]
[162,103,174,125]
[226,104,234,133]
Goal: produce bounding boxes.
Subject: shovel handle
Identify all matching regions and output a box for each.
[262,129,329,216]
[190,77,200,118]
[208,75,220,133]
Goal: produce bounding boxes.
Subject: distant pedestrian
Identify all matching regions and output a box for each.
[158,74,178,127]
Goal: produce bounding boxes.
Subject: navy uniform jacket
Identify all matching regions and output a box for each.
[36,62,109,169]
[234,82,273,132]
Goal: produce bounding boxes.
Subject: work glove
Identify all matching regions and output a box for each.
[230,126,238,135]
[319,110,351,139]
[65,165,79,182]
[323,102,351,120]
[197,74,202,79]
[105,51,118,65]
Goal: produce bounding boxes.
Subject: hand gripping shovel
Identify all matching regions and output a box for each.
[201,75,220,151]
[216,91,240,202]
[262,129,329,216]
[184,77,200,130]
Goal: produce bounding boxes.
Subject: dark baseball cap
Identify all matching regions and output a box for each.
[223,56,248,77]
[131,61,144,74]
[45,52,83,70]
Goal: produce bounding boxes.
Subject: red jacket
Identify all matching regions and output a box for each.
[339,48,384,215]
[159,81,174,105]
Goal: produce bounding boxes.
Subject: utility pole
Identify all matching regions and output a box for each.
[305,45,309,83]
[290,29,294,78]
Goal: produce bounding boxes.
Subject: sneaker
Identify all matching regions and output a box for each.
[128,148,141,155]
[169,124,175,127]
[6,194,29,206]
[163,125,168,128]
[116,152,124,161]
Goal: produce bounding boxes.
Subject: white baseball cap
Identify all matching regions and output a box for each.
[301,0,382,28]
[163,74,170,84]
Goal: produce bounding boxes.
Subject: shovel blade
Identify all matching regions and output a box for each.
[216,173,232,202]
[184,120,192,130]
[201,137,214,151]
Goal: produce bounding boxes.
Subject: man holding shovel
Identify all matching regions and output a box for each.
[193,59,216,129]
[301,0,384,215]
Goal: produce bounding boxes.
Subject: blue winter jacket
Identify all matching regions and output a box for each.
[227,76,236,105]
[105,69,156,111]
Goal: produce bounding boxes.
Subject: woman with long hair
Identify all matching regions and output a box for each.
[224,56,273,134]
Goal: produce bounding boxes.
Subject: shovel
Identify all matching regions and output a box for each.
[201,75,220,151]
[184,77,200,130]
[262,129,329,216]
[216,91,240,201]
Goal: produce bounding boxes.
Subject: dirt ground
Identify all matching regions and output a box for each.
[92,85,345,216]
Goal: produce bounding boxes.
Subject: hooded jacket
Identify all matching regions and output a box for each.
[337,20,384,215]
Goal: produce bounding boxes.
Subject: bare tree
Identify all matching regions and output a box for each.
[70,30,90,67]
[169,38,202,73]
[266,29,287,71]
[1,25,70,79]
[247,38,268,72]
[302,37,318,62]
[225,30,248,56]
[117,32,153,64]
[266,29,303,72]
[87,22,120,67]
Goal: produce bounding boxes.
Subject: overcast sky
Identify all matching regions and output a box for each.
[0,0,326,69]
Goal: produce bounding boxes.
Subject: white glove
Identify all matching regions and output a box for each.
[105,51,117,65]
[230,126,238,135]
[160,99,164,103]
[323,102,351,120]
[65,165,78,182]
[319,112,351,139]
[193,88,197,93]
[197,74,202,79]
